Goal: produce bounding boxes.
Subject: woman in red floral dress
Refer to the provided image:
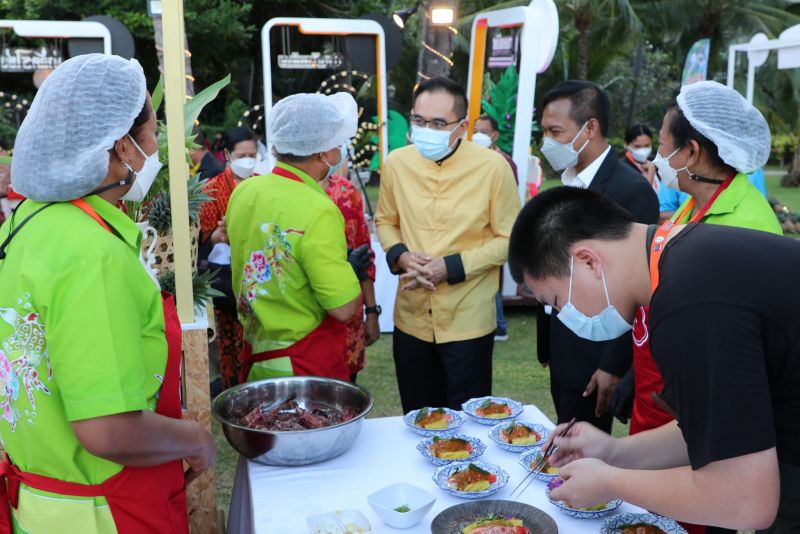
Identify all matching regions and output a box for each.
[322,172,379,381]
[199,127,258,388]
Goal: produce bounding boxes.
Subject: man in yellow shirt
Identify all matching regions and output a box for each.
[376,78,520,412]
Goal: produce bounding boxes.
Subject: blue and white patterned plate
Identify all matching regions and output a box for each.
[432,461,509,500]
[601,513,688,533]
[545,487,622,519]
[518,446,560,482]
[404,407,465,437]
[488,421,549,452]
[461,396,524,425]
[416,434,486,466]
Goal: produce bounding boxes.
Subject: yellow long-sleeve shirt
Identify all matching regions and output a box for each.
[376,140,521,343]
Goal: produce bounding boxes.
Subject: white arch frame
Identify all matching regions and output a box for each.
[261,17,389,170]
[0,20,112,55]
[727,25,800,103]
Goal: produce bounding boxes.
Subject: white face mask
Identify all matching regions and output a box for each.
[410,122,462,161]
[556,256,632,342]
[628,146,652,163]
[472,132,493,148]
[652,147,682,191]
[121,135,162,202]
[540,122,589,171]
[322,144,348,180]
[230,156,257,179]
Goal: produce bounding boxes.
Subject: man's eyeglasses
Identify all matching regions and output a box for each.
[409,114,464,131]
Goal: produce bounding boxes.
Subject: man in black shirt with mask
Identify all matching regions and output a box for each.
[508,186,799,532]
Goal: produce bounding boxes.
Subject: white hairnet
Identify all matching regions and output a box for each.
[12,53,147,201]
[676,80,770,174]
[268,92,358,156]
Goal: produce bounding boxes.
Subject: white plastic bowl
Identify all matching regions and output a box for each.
[367,483,436,529]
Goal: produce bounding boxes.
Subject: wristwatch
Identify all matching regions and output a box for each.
[364,305,382,316]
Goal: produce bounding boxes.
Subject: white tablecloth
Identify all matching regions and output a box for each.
[227,406,644,533]
[371,236,397,333]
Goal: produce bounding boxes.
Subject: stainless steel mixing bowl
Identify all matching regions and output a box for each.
[212,376,374,466]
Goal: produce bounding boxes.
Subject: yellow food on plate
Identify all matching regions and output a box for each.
[415,408,451,429]
[436,449,470,460]
[463,480,490,492]
[500,423,541,445]
[474,400,513,418]
[462,514,527,534]
[447,464,497,492]
[429,437,473,459]
[530,455,560,475]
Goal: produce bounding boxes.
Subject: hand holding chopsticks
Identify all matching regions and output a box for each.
[509,418,577,499]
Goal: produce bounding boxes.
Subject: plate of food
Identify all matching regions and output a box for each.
[431,500,557,534]
[417,434,486,466]
[461,396,524,425]
[545,477,622,519]
[488,421,548,452]
[432,461,509,500]
[404,407,464,437]
[601,513,688,534]
[518,446,560,481]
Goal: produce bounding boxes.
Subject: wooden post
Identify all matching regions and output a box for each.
[183,325,217,533]
[162,0,218,532]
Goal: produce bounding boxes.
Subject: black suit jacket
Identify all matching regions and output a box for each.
[537,148,659,390]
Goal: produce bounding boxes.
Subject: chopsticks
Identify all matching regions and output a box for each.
[509,417,576,500]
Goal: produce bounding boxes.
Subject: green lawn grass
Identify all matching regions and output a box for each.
[765,171,800,210]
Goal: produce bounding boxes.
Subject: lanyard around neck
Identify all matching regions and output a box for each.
[649,173,735,292]
[0,198,112,261]
[672,173,736,225]
[272,165,305,184]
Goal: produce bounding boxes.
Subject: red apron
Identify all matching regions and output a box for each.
[0,198,189,533]
[241,315,349,382]
[239,165,351,382]
[636,176,734,534]
[631,175,734,434]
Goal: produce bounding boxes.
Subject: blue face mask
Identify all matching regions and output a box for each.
[410,122,461,161]
[323,144,348,180]
[557,256,632,341]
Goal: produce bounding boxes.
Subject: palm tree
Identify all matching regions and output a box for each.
[634,0,800,183]
[563,0,641,80]
[634,0,800,74]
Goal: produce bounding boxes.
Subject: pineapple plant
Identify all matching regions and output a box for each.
[157,269,224,313]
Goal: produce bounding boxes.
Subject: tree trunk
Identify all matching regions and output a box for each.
[577,29,589,80]
[781,142,800,187]
[416,0,458,84]
[626,41,644,128]
[151,15,195,97]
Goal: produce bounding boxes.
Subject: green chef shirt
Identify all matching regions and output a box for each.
[0,195,167,533]
[226,162,360,380]
[673,172,782,235]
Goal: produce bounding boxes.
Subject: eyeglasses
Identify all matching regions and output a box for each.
[409,114,464,131]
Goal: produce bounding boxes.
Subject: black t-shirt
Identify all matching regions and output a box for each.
[650,223,800,469]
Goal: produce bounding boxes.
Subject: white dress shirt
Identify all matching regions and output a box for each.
[561,145,611,189]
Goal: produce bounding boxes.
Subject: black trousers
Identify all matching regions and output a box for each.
[550,379,613,433]
[393,328,494,413]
